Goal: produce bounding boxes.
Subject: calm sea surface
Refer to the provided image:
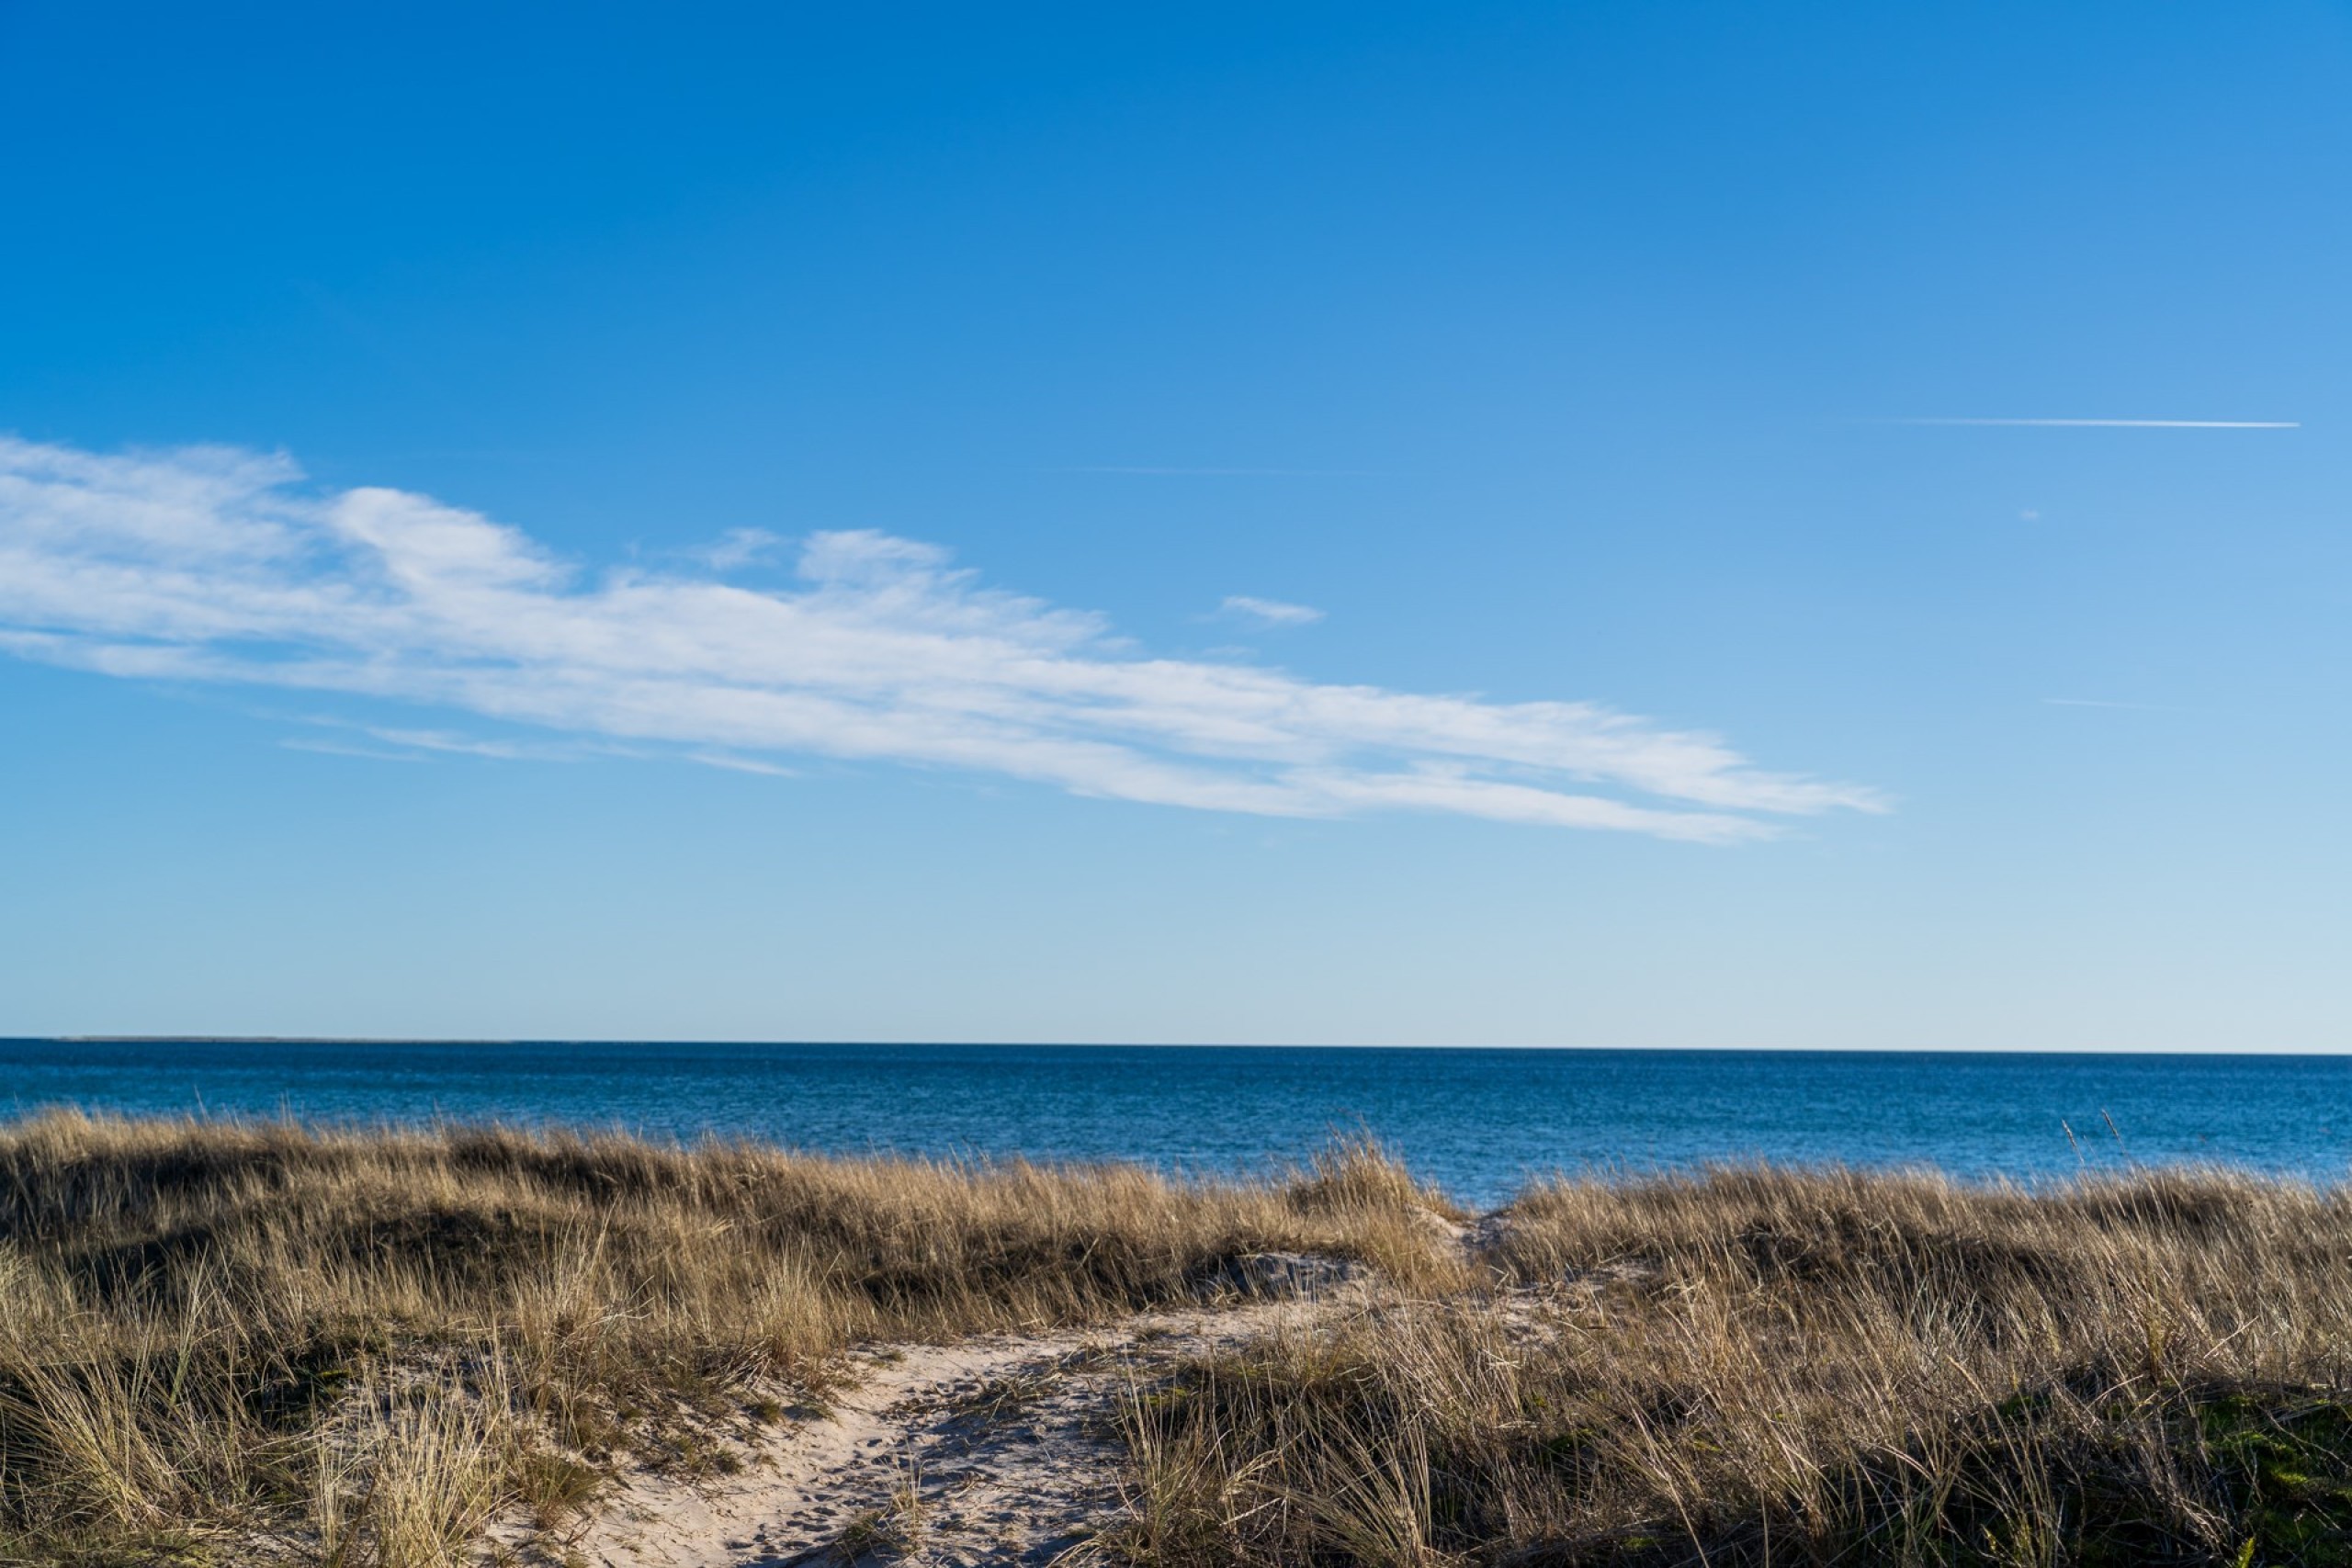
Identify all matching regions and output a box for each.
[5,1041,2349,1207]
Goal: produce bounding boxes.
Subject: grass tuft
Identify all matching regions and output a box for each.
[1118,1163,2352,1567]
[7,1115,2350,1565]
[0,1111,1437,1563]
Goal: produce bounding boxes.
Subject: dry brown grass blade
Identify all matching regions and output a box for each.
[0,1111,1458,1562]
[1117,1162,2352,1568]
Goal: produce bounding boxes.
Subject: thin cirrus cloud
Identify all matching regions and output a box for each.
[1220,594,1326,628]
[1048,466,1385,477]
[1889,417,2300,429]
[0,436,1886,843]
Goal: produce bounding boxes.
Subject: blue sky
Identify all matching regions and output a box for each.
[3,2,2348,1047]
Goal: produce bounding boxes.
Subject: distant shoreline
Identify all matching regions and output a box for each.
[4,1037,2346,1210]
[23,1034,2352,1055]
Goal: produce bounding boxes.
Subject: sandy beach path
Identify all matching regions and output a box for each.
[567,1266,1357,1568]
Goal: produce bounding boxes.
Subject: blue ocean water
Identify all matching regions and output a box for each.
[4,1041,2349,1208]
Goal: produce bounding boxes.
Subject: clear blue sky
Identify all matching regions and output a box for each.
[3,2,2347,1048]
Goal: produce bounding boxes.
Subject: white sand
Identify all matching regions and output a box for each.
[565,1264,1363,1568]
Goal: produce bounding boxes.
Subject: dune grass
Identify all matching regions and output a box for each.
[6,1113,2350,1567]
[0,1111,1450,1566]
[1118,1165,2352,1568]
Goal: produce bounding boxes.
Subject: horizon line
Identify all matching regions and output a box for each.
[12,1036,2346,1057]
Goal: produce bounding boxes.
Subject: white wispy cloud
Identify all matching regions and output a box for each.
[357,725,592,761]
[1220,594,1326,628]
[1048,466,1385,477]
[685,752,798,777]
[1890,417,2299,429]
[0,437,1886,842]
[685,526,784,570]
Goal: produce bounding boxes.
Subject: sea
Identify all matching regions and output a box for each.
[4,1039,2349,1208]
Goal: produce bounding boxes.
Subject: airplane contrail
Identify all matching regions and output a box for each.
[1891,417,2299,429]
[1047,465,1387,476]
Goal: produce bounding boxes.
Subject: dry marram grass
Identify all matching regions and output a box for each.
[6,1113,2352,1566]
[1122,1165,2352,1567]
[0,1112,1448,1564]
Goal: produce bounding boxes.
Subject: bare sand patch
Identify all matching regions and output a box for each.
[564,1271,1362,1568]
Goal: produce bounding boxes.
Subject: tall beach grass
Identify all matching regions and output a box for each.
[1121,1164,2352,1567]
[4,1111,2350,1565]
[0,1111,1448,1565]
